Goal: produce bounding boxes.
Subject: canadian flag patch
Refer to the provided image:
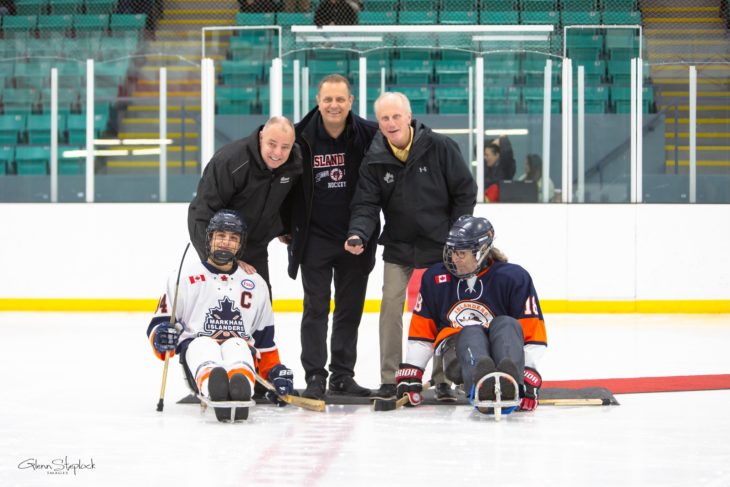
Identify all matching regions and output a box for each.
[189,274,206,284]
[435,274,451,284]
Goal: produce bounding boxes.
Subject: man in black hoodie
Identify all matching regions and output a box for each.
[345,92,477,401]
[188,116,303,289]
[282,74,379,400]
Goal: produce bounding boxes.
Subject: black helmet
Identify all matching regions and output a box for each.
[206,209,247,264]
[443,215,494,279]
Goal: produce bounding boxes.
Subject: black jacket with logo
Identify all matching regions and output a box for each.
[188,126,303,263]
[283,107,379,279]
[348,120,477,268]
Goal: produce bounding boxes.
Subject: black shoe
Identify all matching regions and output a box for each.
[496,358,519,401]
[473,357,497,403]
[229,373,251,421]
[371,383,396,400]
[208,367,232,422]
[302,375,326,400]
[252,381,267,400]
[329,376,371,397]
[435,382,457,402]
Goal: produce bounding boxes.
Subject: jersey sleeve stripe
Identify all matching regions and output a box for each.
[408,314,438,342]
[519,317,548,344]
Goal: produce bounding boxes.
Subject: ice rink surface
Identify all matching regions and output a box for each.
[1,312,729,487]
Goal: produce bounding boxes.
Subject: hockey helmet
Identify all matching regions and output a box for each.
[443,215,495,279]
[206,209,247,265]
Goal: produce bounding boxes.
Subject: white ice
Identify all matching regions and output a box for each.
[1,312,729,487]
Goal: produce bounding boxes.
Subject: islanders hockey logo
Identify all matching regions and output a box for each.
[446,300,494,329]
[202,296,249,342]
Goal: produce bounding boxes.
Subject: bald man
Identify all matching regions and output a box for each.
[188,116,303,288]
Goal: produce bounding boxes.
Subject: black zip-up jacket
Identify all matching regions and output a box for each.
[348,120,477,268]
[283,107,379,279]
[188,126,303,263]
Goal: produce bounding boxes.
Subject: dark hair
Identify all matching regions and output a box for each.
[485,143,500,156]
[318,74,351,95]
[525,154,542,181]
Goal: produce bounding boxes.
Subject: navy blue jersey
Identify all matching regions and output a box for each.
[410,260,548,349]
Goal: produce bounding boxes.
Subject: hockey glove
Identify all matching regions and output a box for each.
[395,363,424,407]
[266,364,294,407]
[151,322,181,358]
[520,367,542,411]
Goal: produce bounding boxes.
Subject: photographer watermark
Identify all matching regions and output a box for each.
[17,457,96,476]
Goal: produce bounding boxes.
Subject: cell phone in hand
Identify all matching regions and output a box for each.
[347,237,363,247]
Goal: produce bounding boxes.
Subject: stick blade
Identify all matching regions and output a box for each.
[156,399,164,412]
[372,399,397,411]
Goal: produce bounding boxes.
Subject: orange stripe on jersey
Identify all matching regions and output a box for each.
[520,317,548,345]
[228,367,255,384]
[408,314,438,342]
[257,349,281,379]
[434,327,461,349]
[195,366,214,392]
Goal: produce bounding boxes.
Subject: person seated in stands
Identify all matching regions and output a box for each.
[517,154,556,202]
[315,0,359,26]
[239,0,281,12]
[483,135,515,202]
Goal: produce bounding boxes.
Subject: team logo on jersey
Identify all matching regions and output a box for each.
[202,296,249,341]
[435,274,451,284]
[241,279,255,290]
[330,168,343,181]
[280,176,290,184]
[384,172,394,184]
[189,274,206,284]
[446,300,494,329]
[313,153,345,168]
[315,170,329,183]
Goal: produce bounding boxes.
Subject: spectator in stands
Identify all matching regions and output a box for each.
[518,153,556,202]
[315,0,359,26]
[345,91,477,402]
[483,135,515,202]
[238,0,281,12]
[0,0,14,15]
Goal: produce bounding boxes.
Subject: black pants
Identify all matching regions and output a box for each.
[455,316,525,395]
[242,247,271,300]
[300,233,369,381]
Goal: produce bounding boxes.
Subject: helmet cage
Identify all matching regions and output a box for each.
[206,210,247,265]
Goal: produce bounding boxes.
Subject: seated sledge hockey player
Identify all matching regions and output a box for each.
[146,209,294,421]
[395,215,547,414]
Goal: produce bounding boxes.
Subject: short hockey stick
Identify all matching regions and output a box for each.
[539,398,612,406]
[156,242,191,412]
[254,374,326,412]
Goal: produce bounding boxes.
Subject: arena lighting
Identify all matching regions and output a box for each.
[94,139,173,145]
[432,128,529,136]
[300,36,383,43]
[472,35,549,42]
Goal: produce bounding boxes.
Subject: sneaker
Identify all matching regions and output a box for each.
[207,367,232,422]
[435,382,457,402]
[329,376,371,397]
[302,375,326,400]
[229,373,251,421]
[496,358,519,401]
[371,383,396,400]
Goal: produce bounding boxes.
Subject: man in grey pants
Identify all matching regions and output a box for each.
[344,92,477,400]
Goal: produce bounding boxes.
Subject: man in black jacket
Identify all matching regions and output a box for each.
[188,116,303,288]
[345,92,477,400]
[282,74,378,400]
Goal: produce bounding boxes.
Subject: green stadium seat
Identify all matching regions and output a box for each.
[480,0,514,9]
[0,145,14,175]
[99,36,138,59]
[392,59,433,84]
[612,85,654,113]
[605,31,641,59]
[442,0,475,9]
[398,49,432,61]
[37,15,73,37]
[399,10,437,24]
[86,0,117,14]
[110,14,147,37]
[14,61,53,89]
[434,59,470,84]
[480,11,518,24]
[360,11,397,24]
[235,12,276,25]
[58,146,85,174]
[221,60,265,85]
[15,145,50,175]
[1,88,40,114]
[25,38,65,58]
[62,37,100,59]
[394,86,430,114]
[522,55,561,85]
[277,13,314,26]
[562,0,595,8]
[40,88,80,114]
[27,114,67,144]
[484,56,519,85]
[434,86,469,114]
[307,59,349,81]
[400,0,436,10]
[603,11,641,25]
[605,0,637,10]
[2,15,38,38]
[216,86,258,115]
[440,11,477,24]
[575,85,608,113]
[67,113,108,144]
[562,11,600,25]
[74,14,109,36]
[51,0,83,14]
[229,36,270,61]
[367,57,390,85]
[0,115,26,144]
[521,11,559,25]
[14,0,46,15]
[524,86,561,113]
[361,0,396,11]
[573,60,606,83]
[521,0,556,11]
[566,33,604,61]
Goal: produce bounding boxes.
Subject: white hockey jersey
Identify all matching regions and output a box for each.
[147,259,281,377]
